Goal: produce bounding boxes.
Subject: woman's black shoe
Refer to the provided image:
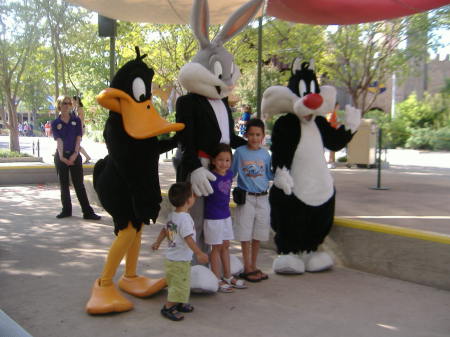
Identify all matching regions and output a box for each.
[56,212,71,219]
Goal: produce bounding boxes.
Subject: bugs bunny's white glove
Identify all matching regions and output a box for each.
[190,167,217,197]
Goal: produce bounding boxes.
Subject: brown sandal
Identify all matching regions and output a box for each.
[239,270,262,282]
[256,269,269,280]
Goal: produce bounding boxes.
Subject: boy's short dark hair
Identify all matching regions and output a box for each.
[245,118,265,134]
[168,182,192,207]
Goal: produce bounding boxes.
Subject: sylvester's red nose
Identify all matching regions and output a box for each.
[303,93,323,110]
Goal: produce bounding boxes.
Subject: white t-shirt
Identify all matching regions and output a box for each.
[165,211,196,262]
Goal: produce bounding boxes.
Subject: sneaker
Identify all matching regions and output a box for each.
[83,213,101,220]
[56,212,71,219]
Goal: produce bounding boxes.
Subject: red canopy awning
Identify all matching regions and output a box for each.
[266,0,450,25]
[67,0,450,24]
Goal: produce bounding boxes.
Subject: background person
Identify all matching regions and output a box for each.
[327,103,340,168]
[51,95,100,220]
[71,95,92,163]
[238,105,252,137]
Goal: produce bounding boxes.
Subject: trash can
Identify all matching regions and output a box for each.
[347,119,377,168]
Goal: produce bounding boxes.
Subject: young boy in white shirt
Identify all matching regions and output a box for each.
[152,182,208,321]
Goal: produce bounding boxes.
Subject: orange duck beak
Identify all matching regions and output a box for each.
[97,88,184,139]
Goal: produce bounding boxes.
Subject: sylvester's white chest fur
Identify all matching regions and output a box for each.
[290,119,334,206]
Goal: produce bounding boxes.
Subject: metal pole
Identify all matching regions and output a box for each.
[110,36,116,83]
[370,127,389,190]
[256,16,263,119]
[391,73,396,119]
[37,139,40,158]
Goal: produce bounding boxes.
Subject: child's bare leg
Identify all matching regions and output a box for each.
[240,241,260,281]
[220,240,231,279]
[241,241,252,272]
[250,239,260,271]
[252,239,268,279]
[210,244,223,279]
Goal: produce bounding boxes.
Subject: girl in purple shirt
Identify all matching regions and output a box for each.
[204,144,247,293]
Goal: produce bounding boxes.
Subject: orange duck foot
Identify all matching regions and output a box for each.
[118,275,167,298]
[86,279,133,315]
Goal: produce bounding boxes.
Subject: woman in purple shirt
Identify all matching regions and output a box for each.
[51,95,100,220]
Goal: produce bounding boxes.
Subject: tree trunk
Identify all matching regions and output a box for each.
[9,128,20,152]
[8,104,20,152]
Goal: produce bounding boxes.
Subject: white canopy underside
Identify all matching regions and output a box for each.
[68,0,263,24]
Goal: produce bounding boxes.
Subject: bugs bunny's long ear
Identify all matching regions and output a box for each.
[191,0,210,49]
[212,0,263,46]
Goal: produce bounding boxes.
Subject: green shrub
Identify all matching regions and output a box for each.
[396,92,450,130]
[0,149,31,158]
[384,117,410,148]
[430,127,450,151]
[337,155,347,162]
[405,128,433,150]
[364,109,410,148]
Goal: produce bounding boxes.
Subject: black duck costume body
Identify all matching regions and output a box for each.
[86,47,184,315]
[262,59,361,274]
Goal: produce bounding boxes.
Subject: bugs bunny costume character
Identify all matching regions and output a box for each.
[262,59,361,274]
[175,0,263,256]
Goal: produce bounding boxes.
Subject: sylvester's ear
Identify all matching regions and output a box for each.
[291,57,302,75]
[135,46,147,61]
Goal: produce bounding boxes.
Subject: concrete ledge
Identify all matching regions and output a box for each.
[328,218,450,291]
[0,164,94,185]
[84,176,450,291]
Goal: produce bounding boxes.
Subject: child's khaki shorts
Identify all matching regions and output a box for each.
[233,194,270,242]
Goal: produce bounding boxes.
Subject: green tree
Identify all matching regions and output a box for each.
[322,9,448,114]
[0,0,41,151]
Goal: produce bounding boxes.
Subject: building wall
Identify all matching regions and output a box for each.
[368,55,450,115]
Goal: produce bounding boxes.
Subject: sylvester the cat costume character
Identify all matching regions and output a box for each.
[86,47,184,314]
[262,58,361,274]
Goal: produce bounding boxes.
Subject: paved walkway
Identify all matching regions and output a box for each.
[1,136,450,336]
[1,185,449,337]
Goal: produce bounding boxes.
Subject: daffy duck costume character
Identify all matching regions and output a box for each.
[86,47,184,315]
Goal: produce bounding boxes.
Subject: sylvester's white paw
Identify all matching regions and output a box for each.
[300,251,333,272]
[272,254,305,274]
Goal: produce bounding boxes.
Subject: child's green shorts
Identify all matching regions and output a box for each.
[165,259,191,303]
